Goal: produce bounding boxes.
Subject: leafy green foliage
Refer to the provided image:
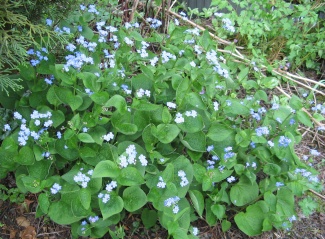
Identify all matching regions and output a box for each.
[209,0,325,71]
[0,1,323,238]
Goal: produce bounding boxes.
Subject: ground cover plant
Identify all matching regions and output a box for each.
[0,0,324,238]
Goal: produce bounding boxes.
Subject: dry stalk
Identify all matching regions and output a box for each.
[166,9,244,51]
[129,0,139,22]
[309,189,325,200]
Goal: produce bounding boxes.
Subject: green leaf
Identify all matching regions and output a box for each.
[211,169,234,183]
[184,92,206,110]
[162,107,172,124]
[117,167,144,186]
[38,193,50,213]
[263,163,281,176]
[297,110,313,128]
[205,199,217,226]
[235,130,251,147]
[51,110,65,127]
[81,25,94,39]
[260,77,279,89]
[230,176,259,206]
[55,139,79,160]
[78,188,91,210]
[264,191,276,212]
[207,123,234,142]
[53,86,83,111]
[141,209,158,229]
[237,67,249,82]
[181,131,206,152]
[211,204,226,220]
[254,90,268,102]
[123,186,147,212]
[19,64,36,81]
[54,64,76,85]
[189,190,204,217]
[224,100,250,116]
[91,92,110,105]
[289,94,303,110]
[49,201,85,225]
[234,201,268,236]
[152,124,180,144]
[177,114,204,133]
[221,220,231,232]
[99,193,124,220]
[92,160,120,178]
[276,187,294,217]
[78,133,95,143]
[104,95,127,114]
[14,146,35,165]
[46,86,60,106]
[115,122,138,135]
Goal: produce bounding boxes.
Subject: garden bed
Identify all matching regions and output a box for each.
[0,0,324,238]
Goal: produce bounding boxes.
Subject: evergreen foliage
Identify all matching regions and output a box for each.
[0,0,76,95]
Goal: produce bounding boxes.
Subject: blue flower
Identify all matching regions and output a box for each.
[46,19,53,26]
[278,136,291,147]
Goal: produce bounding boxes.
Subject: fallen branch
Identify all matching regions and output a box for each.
[309,189,325,200]
[166,9,244,51]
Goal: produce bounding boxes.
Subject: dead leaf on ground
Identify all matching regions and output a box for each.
[10,229,17,239]
[20,226,37,239]
[16,216,30,228]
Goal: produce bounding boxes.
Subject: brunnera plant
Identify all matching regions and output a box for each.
[0,2,324,238]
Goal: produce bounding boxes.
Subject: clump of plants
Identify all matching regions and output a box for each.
[0,1,324,238]
[194,0,325,72]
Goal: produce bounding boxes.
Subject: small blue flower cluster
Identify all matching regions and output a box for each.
[98,180,117,203]
[221,18,235,33]
[146,18,162,29]
[311,103,325,114]
[50,183,62,194]
[164,196,180,214]
[255,126,270,137]
[278,136,291,147]
[250,107,266,121]
[118,145,148,168]
[44,75,55,85]
[13,110,53,146]
[224,146,235,160]
[157,176,166,188]
[73,168,93,188]
[27,48,49,66]
[294,168,319,183]
[178,170,189,187]
[206,50,229,79]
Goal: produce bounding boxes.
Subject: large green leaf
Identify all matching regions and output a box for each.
[189,190,204,217]
[117,167,144,186]
[54,64,76,85]
[207,123,234,142]
[104,95,127,114]
[230,175,259,206]
[92,160,120,178]
[14,146,35,165]
[180,131,206,152]
[234,201,269,236]
[78,133,95,143]
[48,201,85,225]
[123,186,147,212]
[99,192,124,220]
[276,187,294,217]
[177,114,204,133]
[152,124,180,144]
[141,209,158,229]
